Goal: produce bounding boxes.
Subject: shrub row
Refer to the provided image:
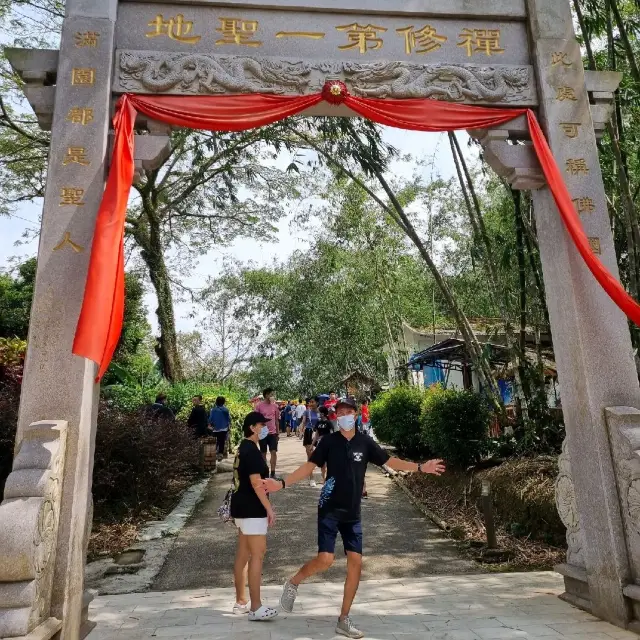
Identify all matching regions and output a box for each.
[103,381,253,448]
[370,385,491,467]
[93,403,201,521]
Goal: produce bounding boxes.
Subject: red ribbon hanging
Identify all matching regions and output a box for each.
[73,84,640,381]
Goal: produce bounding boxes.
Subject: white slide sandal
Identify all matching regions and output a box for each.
[249,605,279,621]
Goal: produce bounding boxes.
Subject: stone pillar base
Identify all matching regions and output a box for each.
[9,618,61,640]
[556,563,592,613]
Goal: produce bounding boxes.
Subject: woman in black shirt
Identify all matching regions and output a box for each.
[230,411,278,622]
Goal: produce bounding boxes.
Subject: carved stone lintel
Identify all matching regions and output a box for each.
[114,50,537,107]
[0,421,67,638]
[555,437,586,569]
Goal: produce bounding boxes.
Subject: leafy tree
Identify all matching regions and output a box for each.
[102,272,155,386]
[0,257,35,338]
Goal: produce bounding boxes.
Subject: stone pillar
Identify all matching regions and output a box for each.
[527,0,640,627]
[9,0,118,637]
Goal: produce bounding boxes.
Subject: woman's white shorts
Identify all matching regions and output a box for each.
[235,517,268,535]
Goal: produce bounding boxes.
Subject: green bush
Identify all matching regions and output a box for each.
[104,381,253,450]
[370,385,429,456]
[421,388,490,467]
[93,403,200,520]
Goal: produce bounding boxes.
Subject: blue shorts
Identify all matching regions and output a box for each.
[318,513,363,555]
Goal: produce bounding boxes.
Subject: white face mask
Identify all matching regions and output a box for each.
[337,414,356,431]
[258,425,269,440]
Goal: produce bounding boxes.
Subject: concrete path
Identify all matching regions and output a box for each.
[152,435,475,591]
[87,572,639,640]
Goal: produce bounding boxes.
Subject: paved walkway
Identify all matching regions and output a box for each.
[87,572,639,639]
[152,435,475,591]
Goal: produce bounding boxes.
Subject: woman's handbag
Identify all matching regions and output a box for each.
[217,486,234,523]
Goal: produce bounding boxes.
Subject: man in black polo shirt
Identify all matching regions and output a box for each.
[263,398,446,639]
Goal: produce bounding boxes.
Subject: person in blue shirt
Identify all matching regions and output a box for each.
[209,396,231,458]
[283,401,294,437]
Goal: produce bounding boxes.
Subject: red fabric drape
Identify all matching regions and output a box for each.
[73,92,640,380]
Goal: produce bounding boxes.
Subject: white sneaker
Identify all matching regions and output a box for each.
[249,605,278,621]
[309,479,317,487]
[232,602,250,615]
[336,616,364,638]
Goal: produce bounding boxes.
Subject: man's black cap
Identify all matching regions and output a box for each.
[335,398,357,411]
[244,411,269,428]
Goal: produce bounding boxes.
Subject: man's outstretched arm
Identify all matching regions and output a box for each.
[263,461,317,493]
[386,458,446,475]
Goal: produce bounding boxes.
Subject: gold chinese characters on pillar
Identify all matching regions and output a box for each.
[560,122,581,139]
[75,31,100,47]
[62,147,90,167]
[336,23,386,54]
[216,18,262,46]
[573,197,595,215]
[146,14,202,43]
[53,232,84,254]
[551,52,573,67]
[67,108,94,125]
[566,159,589,176]
[71,68,95,85]
[397,25,447,55]
[556,86,578,101]
[134,13,516,58]
[59,188,85,206]
[457,29,504,57]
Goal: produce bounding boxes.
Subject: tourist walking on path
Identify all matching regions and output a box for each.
[300,396,320,487]
[231,411,278,621]
[263,398,446,639]
[283,401,293,437]
[314,405,332,482]
[324,392,338,431]
[187,394,210,438]
[209,396,231,458]
[295,399,306,440]
[360,398,371,437]
[256,388,280,478]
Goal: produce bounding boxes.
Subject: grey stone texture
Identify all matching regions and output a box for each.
[526,0,640,628]
[114,50,537,106]
[115,5,530,65]
[118,0,528,20]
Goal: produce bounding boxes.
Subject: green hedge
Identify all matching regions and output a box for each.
[371,384,491,467]
[422,386,490,467]
[370,385,428,456]
[104,381,253,449]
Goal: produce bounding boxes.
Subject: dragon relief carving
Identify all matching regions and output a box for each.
[555,438,586,568]
[344,61,531,102]
[119,52,312,94]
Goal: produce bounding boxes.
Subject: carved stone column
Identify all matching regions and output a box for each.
[3,1,118,638]
[526,0,640,627]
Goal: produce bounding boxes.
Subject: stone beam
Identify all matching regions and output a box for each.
[116,0,528,20]
[468,129,544,190]
[133,131,172,182]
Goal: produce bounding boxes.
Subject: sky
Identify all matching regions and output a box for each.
[0,125,464,333]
